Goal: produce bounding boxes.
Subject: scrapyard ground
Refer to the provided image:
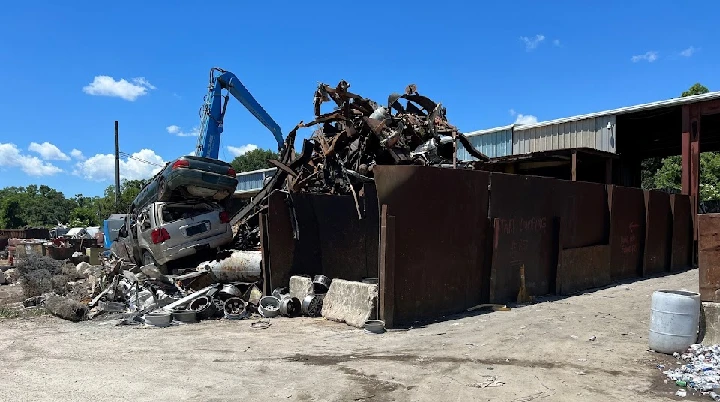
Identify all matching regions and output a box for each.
[0,269,701,402]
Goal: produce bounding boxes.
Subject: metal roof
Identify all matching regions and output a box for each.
[514,91,720,131]
[464,124,515,137]
[235,167,277,176]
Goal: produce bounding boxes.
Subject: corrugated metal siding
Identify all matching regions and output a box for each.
[512,115,616,155]
[236,168,277,192]
[457,128,513,160]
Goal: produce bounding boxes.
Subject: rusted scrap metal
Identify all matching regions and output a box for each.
[295,81,488,195]
[279,81,487,197]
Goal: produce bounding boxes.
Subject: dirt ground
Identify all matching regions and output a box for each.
[0,269,704,402]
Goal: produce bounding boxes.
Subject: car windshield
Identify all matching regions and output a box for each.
[161,203,214,224]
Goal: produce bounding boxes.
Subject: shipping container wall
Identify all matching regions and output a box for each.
[512,115,616,155]
[458,128,513,160]
[235,168,277,192]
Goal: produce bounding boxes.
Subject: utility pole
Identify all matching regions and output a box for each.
[114,120,120,212]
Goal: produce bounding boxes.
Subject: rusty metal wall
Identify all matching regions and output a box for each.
[489,173,556,219]
[698,213,720,301]
[489,217,558,303]
[607,185,646,281]
[552,180,609,249]
[264,189,378,290]
[266,191,299,290]
[643,190,672,276]
[670,194,693,271]
[556,245,611,295]
[375,165,490,327]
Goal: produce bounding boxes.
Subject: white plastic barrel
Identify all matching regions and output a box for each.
[649,290,701,354]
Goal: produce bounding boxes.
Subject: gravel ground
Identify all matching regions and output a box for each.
[0,269,702,402]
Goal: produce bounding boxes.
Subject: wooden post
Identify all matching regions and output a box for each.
[571,150,577,181]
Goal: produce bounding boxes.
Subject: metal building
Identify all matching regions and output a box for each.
[457,125,513,160]
[234,167,277,198]
[460,90,720,217]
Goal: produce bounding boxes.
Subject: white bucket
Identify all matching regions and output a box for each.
[649,290,701,354]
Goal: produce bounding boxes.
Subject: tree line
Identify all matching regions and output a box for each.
[0,180,150,229]
[0,150,280,229]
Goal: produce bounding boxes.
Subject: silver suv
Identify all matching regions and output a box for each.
[122,201,233,268]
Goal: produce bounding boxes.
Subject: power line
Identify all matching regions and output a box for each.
[118,151,166,168]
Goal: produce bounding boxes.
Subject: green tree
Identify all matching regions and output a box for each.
[230,148,279,173]
[682,83,710,97]
[69,207,98,227]
[0,195,28,228]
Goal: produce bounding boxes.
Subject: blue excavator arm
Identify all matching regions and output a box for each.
[195,67,284,159]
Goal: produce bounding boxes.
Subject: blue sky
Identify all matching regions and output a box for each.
[0,0,718,198]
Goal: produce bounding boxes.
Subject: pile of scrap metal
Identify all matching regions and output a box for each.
[12,249,331,327]
[276,81,489,195]
[230,81,488,240]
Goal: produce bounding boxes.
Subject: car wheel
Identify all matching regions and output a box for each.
[158,177,169,201]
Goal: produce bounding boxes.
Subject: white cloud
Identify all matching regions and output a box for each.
[515,114,539,125]
[74,149,165,182]
[553,39,561,47]
[631,51,658,63]
[82,75,156,101]
[28,141,70,161]
[70,149,85,160]
[227,144,259,157]
[520,34,545,51]
[131,77,156,90]
[0,143,63,176]
[680,46,697,57]
[166,125,199,137]
[509,109,538,125]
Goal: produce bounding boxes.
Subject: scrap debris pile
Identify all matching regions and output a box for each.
[4,252,337,327]
[268,81,488,196]
[663,344,720,399]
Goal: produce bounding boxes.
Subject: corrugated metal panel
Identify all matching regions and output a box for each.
[513,115,616,154]
[236,168,277,192]
[458,127,513,160]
